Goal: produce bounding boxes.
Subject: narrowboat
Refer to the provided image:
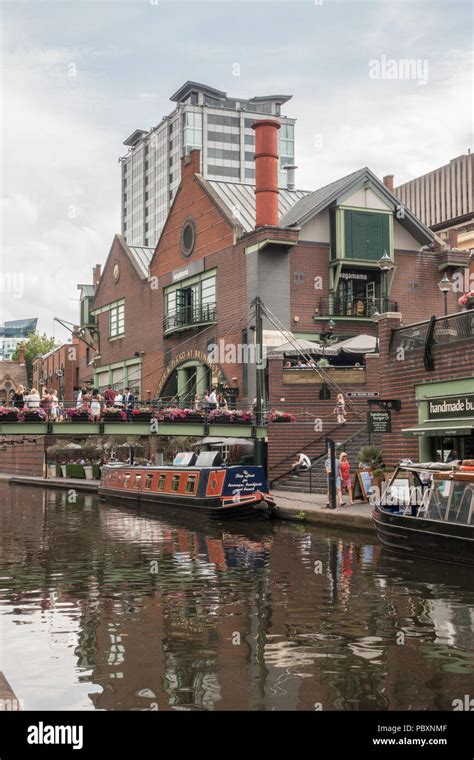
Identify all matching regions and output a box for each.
[373,460,474,567]
[98,452,276,520]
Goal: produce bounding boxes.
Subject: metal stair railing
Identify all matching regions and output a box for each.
[270,416,369,489]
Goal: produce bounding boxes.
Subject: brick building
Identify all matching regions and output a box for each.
[0,346,28,401]
[32,266,100,401]
[371,251,474,466]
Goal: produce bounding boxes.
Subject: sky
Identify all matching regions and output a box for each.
[1,0,472,340]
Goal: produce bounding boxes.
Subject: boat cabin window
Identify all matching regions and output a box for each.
[145,473,153,490]
[135,473,142,488]
[382,471,424,509]
[448,483,474,525]
[424,478,452,520]
[157,474,166,491]
[185,475,197,494]
[171,474,181,492]
[124,473,132,488]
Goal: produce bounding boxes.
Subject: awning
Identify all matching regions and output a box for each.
[402,419,474,437]
[193,437,253,446]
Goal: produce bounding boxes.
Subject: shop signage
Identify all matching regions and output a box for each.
[368,410,392,433]
[347,391,379,397]
[340,271,369,281]
[172,259,204,283]
[156,349,221,397]
[428,394,474,420]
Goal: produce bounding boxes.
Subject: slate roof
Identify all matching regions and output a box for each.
[128,245,155,279]
[280,168,365,227]
[205,180,309,233]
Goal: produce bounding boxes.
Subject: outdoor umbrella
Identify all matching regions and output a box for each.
[329,334,377,354]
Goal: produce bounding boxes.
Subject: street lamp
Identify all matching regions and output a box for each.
[438,273,452,317]
[373,310,380,353]
[321,319,335,360]
[378,250,395,313]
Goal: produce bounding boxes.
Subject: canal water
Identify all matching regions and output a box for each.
[1,483,473,711]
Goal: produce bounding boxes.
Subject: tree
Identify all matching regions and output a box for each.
[12,332,59,385]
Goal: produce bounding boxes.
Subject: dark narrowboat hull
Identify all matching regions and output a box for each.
[98,486,275,521]
[373,506,474,568]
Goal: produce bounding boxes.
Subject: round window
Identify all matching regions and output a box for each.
[113,263,120,282]
[181,218,196,257]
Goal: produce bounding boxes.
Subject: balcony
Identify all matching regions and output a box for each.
[163,303,217,336]
[315,296,398,319]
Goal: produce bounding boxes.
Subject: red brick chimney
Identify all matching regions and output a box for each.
[383,175,394,192]
[448,229,458,249]
[18,344,25,365]
[182,148,201,175]
[252,120,281,227]
[93,264,102,287]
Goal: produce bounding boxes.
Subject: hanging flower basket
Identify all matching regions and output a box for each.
[65,408,93,423]
[0,407,19,422]
[102,408,127,423]
[18,408,47,424]
[208,409,252,424]
[270,410,296,423]
[159,408,204,423]
[458,291,474,309]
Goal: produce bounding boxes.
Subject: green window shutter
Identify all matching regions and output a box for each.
[344,210,389,261]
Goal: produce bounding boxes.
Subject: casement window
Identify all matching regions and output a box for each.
[344,210,390,261]
[164,270,217,334]
[109,301,125,338]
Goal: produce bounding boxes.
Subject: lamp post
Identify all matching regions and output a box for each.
[373,310,380,353]
[438,273,452,317]
[377,250,395,313]
[321,318,335,360]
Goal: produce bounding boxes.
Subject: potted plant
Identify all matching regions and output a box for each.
[270,409,296,423]
[65,407,92,423]
[18,408,47,423]
[131,407,154,422]
[357,445,383,470]
[208,409,252,424]
[458,291,474,310]
[160,407,204,423]
[102,408,127,423]
[0,406,19,422]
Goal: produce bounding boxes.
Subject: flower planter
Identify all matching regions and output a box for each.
[209,415,252,424]
[131,413,154,423]
[0,413,19,422]
[272,418,293,423]
[103,417,126,424]
[19,417,47,424]
[163,415,204,424]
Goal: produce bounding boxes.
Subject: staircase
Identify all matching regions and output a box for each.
[272,424,382,495]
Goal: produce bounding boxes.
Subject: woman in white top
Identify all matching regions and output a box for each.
[50,389,59,420]
[114,392,124,409]
[26,388,41,408]
[90,390,102,421]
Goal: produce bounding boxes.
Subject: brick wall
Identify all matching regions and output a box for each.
[0,437,45,476]
[370,312,474,465]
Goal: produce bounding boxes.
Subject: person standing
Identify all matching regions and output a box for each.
[12,385,25,409]
[123,387,135,421]
[26,388,41,408]
[114,390,124,409]
[104,385,117,408]
[334,393,347,424]
[325,450,345,507]
[207,387,217,410]
[339,452,354,505]
[90,389,102,422]
[194,393,202,411]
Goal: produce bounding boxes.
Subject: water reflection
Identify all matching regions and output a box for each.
[0,483,473,711]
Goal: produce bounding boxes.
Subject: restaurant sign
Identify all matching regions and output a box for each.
[428,394,474,420]
[368,410,392,434]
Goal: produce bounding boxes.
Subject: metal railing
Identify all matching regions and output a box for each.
[390,309,474,355]
[163,303,217,333]
[317,296,398,318]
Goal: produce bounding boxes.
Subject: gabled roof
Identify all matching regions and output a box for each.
[204,180,309,233]
[77,284,95,298]
[280,166,436,245]
[0,361,28,389]
[128,245,154,279]
[92,235,155,309]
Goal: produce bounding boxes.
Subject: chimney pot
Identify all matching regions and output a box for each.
[93,264,102,287]
[18,344,26,366]
[252,120,281,227]
[383,175,394,192]
[283,164,298,191]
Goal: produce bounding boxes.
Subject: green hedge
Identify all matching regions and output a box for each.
[92,465,101,480]
[56,464,62,477]
[65,464,86,479]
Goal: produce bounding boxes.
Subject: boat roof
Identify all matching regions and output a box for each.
[397,460,461,471]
